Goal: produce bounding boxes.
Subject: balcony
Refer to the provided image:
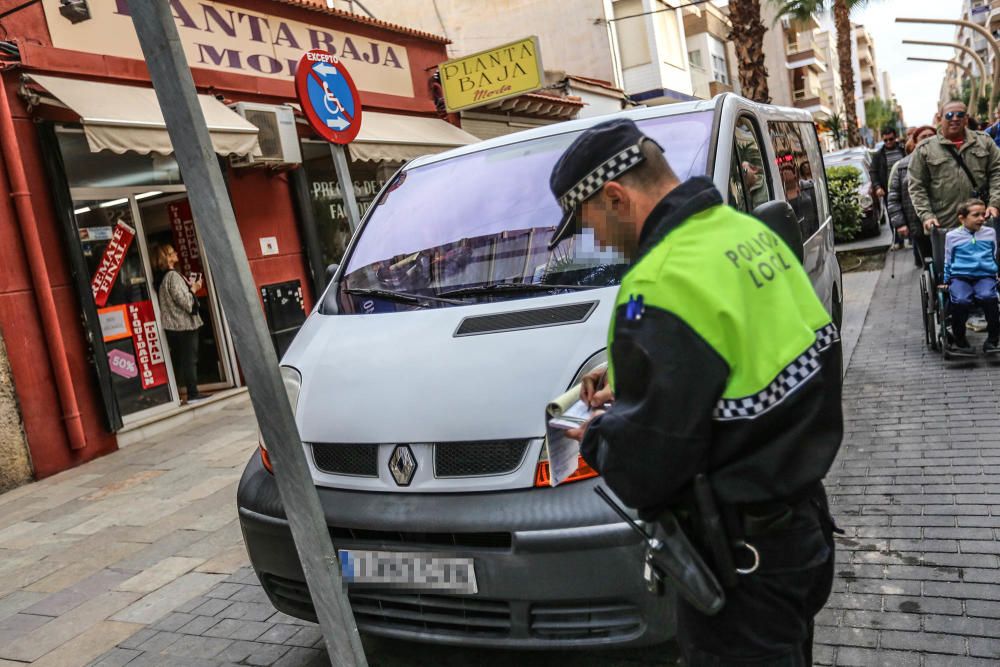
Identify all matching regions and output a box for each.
[793,87,830,110]
[786,40,827,73]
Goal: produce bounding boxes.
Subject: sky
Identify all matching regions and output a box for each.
[853,0,965,126]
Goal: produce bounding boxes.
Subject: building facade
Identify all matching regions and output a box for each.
[0,0,478,483]
[683,2,736,100]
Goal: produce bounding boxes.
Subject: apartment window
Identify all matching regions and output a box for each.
[712,55,728,84]
[689,49,703,68]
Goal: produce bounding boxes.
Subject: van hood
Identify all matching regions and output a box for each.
[284,291,615,444]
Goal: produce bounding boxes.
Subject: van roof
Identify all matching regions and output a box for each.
[405,93,817,171]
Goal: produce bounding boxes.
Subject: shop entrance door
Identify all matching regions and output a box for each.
[70,186,237,422]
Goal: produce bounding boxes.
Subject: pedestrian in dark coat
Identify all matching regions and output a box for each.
[888,125,937,266]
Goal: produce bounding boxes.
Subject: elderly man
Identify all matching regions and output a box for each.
[909,101,1000,232]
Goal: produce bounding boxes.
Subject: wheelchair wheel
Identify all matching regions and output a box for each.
[920,274,934,349]
[935,290,948,354]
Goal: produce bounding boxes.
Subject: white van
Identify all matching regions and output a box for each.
[237,94,843,648]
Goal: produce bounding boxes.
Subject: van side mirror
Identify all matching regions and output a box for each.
[326,264,339,283]
[751,201,804,264]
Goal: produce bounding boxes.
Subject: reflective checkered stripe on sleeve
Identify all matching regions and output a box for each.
[712,324,840,421]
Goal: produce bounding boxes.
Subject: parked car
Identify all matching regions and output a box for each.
[237,93,844,649]
[824,147,883,239]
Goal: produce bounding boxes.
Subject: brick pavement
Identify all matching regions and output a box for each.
[817,259,1000,665]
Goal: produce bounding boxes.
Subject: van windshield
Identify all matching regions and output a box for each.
[329,110,714,313]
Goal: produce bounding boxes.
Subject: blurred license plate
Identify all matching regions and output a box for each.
[338,550,477,594]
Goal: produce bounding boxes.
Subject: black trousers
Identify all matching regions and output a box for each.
[677,493,836,666]
[166,329,199,397]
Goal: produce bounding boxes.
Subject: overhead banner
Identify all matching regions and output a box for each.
[168,200,207,297]
[127,300,168,390]
[41,0,414,98]
[91,220,136,308]
[439,36,543,112]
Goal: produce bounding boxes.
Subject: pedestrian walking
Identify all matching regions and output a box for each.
[870,125,905,203]
[888,125,937,266]
[909,100,1000,234]
[552,118,844,665]
[985,104,1000,147]
[152,243,206,404]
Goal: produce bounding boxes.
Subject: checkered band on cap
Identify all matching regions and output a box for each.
[712,324,840,421]
[558,143,645,213]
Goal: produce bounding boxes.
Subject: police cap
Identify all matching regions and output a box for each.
[548,117,662,250]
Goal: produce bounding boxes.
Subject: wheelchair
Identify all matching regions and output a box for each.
[920,223,1000,360]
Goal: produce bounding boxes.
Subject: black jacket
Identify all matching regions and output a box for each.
[870,144,903,193]
[580,179,844,517]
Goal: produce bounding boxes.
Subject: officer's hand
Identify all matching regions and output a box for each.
[565,410,606,442]
[923,218,940,233]
[580,367,612,408]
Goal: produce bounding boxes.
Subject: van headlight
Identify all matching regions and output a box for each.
[258,366,303,474]
[534,351,605,487]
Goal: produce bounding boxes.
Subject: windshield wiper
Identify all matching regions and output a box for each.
[343,287,463,306]
[438,283,592,298]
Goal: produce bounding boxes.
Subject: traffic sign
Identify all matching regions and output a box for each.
[295,50,363,145]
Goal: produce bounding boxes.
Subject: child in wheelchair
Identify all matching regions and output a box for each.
[943,199,1000,355]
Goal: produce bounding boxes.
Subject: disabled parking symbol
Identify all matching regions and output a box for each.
[295,49,363,145]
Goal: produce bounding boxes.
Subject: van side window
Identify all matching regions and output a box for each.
[768,120,820,239]
[732,117,771,212]
[729,147,749,211]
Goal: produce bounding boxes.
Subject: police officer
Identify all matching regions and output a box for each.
[553,118,843,665]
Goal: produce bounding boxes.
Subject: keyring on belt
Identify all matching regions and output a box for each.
[735,541,760,575]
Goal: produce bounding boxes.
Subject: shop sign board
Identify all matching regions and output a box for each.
[107,349,139,379]
[168,200,207,297]
[439,37,543,112]
[126,300,168,390]
[40,0,414,98]
[91,220,136,308]
[295,50,363,144]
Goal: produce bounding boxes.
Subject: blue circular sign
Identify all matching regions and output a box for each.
[295,50,363,144]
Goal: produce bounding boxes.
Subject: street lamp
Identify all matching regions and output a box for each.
[896,17,1000,113]
[902,39,988,111]
[907,57,978,114]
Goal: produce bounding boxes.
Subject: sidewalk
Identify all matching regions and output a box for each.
[817,258,1000,665]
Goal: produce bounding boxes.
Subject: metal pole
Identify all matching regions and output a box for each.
[330,144,363,233]
[896,17,1000,114]
[902,40,988,103]
[126,3,367,665]
[908,57,977,114]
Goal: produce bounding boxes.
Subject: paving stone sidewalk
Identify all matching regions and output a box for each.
[817,259,1000,666]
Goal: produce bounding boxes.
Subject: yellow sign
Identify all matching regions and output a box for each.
[40,0,414,98]
[439,37,544,112]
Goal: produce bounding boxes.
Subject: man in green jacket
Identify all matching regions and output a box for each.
[553,118,843,665]
[908,100,1000,232]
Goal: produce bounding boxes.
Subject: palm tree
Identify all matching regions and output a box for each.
[728,0,771,103]
[823,111,846,149]
[773,0,872,147]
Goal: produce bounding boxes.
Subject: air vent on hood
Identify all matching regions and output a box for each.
[454,301,598,337]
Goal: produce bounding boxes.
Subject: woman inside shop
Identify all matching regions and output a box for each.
[152,244,206,405]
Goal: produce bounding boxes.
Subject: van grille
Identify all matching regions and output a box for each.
[329,526,511,549]
[454,301,597,336]
[311,443,378,477]
[351,592,511,638]
[529,601,643,640]
[434,440,529,478]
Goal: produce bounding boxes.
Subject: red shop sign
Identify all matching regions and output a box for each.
[91,220,136,308]
[127,300,168,390]
[167,200,207,297]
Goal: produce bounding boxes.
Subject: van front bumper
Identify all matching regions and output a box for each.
[237,452,675,649]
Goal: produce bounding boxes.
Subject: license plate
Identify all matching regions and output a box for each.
[338,550,478,594]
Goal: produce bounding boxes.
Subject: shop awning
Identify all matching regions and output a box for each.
[28,75,260,157]
[348,111,480,163]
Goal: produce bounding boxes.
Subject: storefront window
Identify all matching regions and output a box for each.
[300,141,400,267]
[56,129,182,188]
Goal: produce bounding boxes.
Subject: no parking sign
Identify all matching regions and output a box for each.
[295,50,363,145]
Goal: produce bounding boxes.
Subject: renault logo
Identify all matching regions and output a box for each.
[388,445,417,486]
